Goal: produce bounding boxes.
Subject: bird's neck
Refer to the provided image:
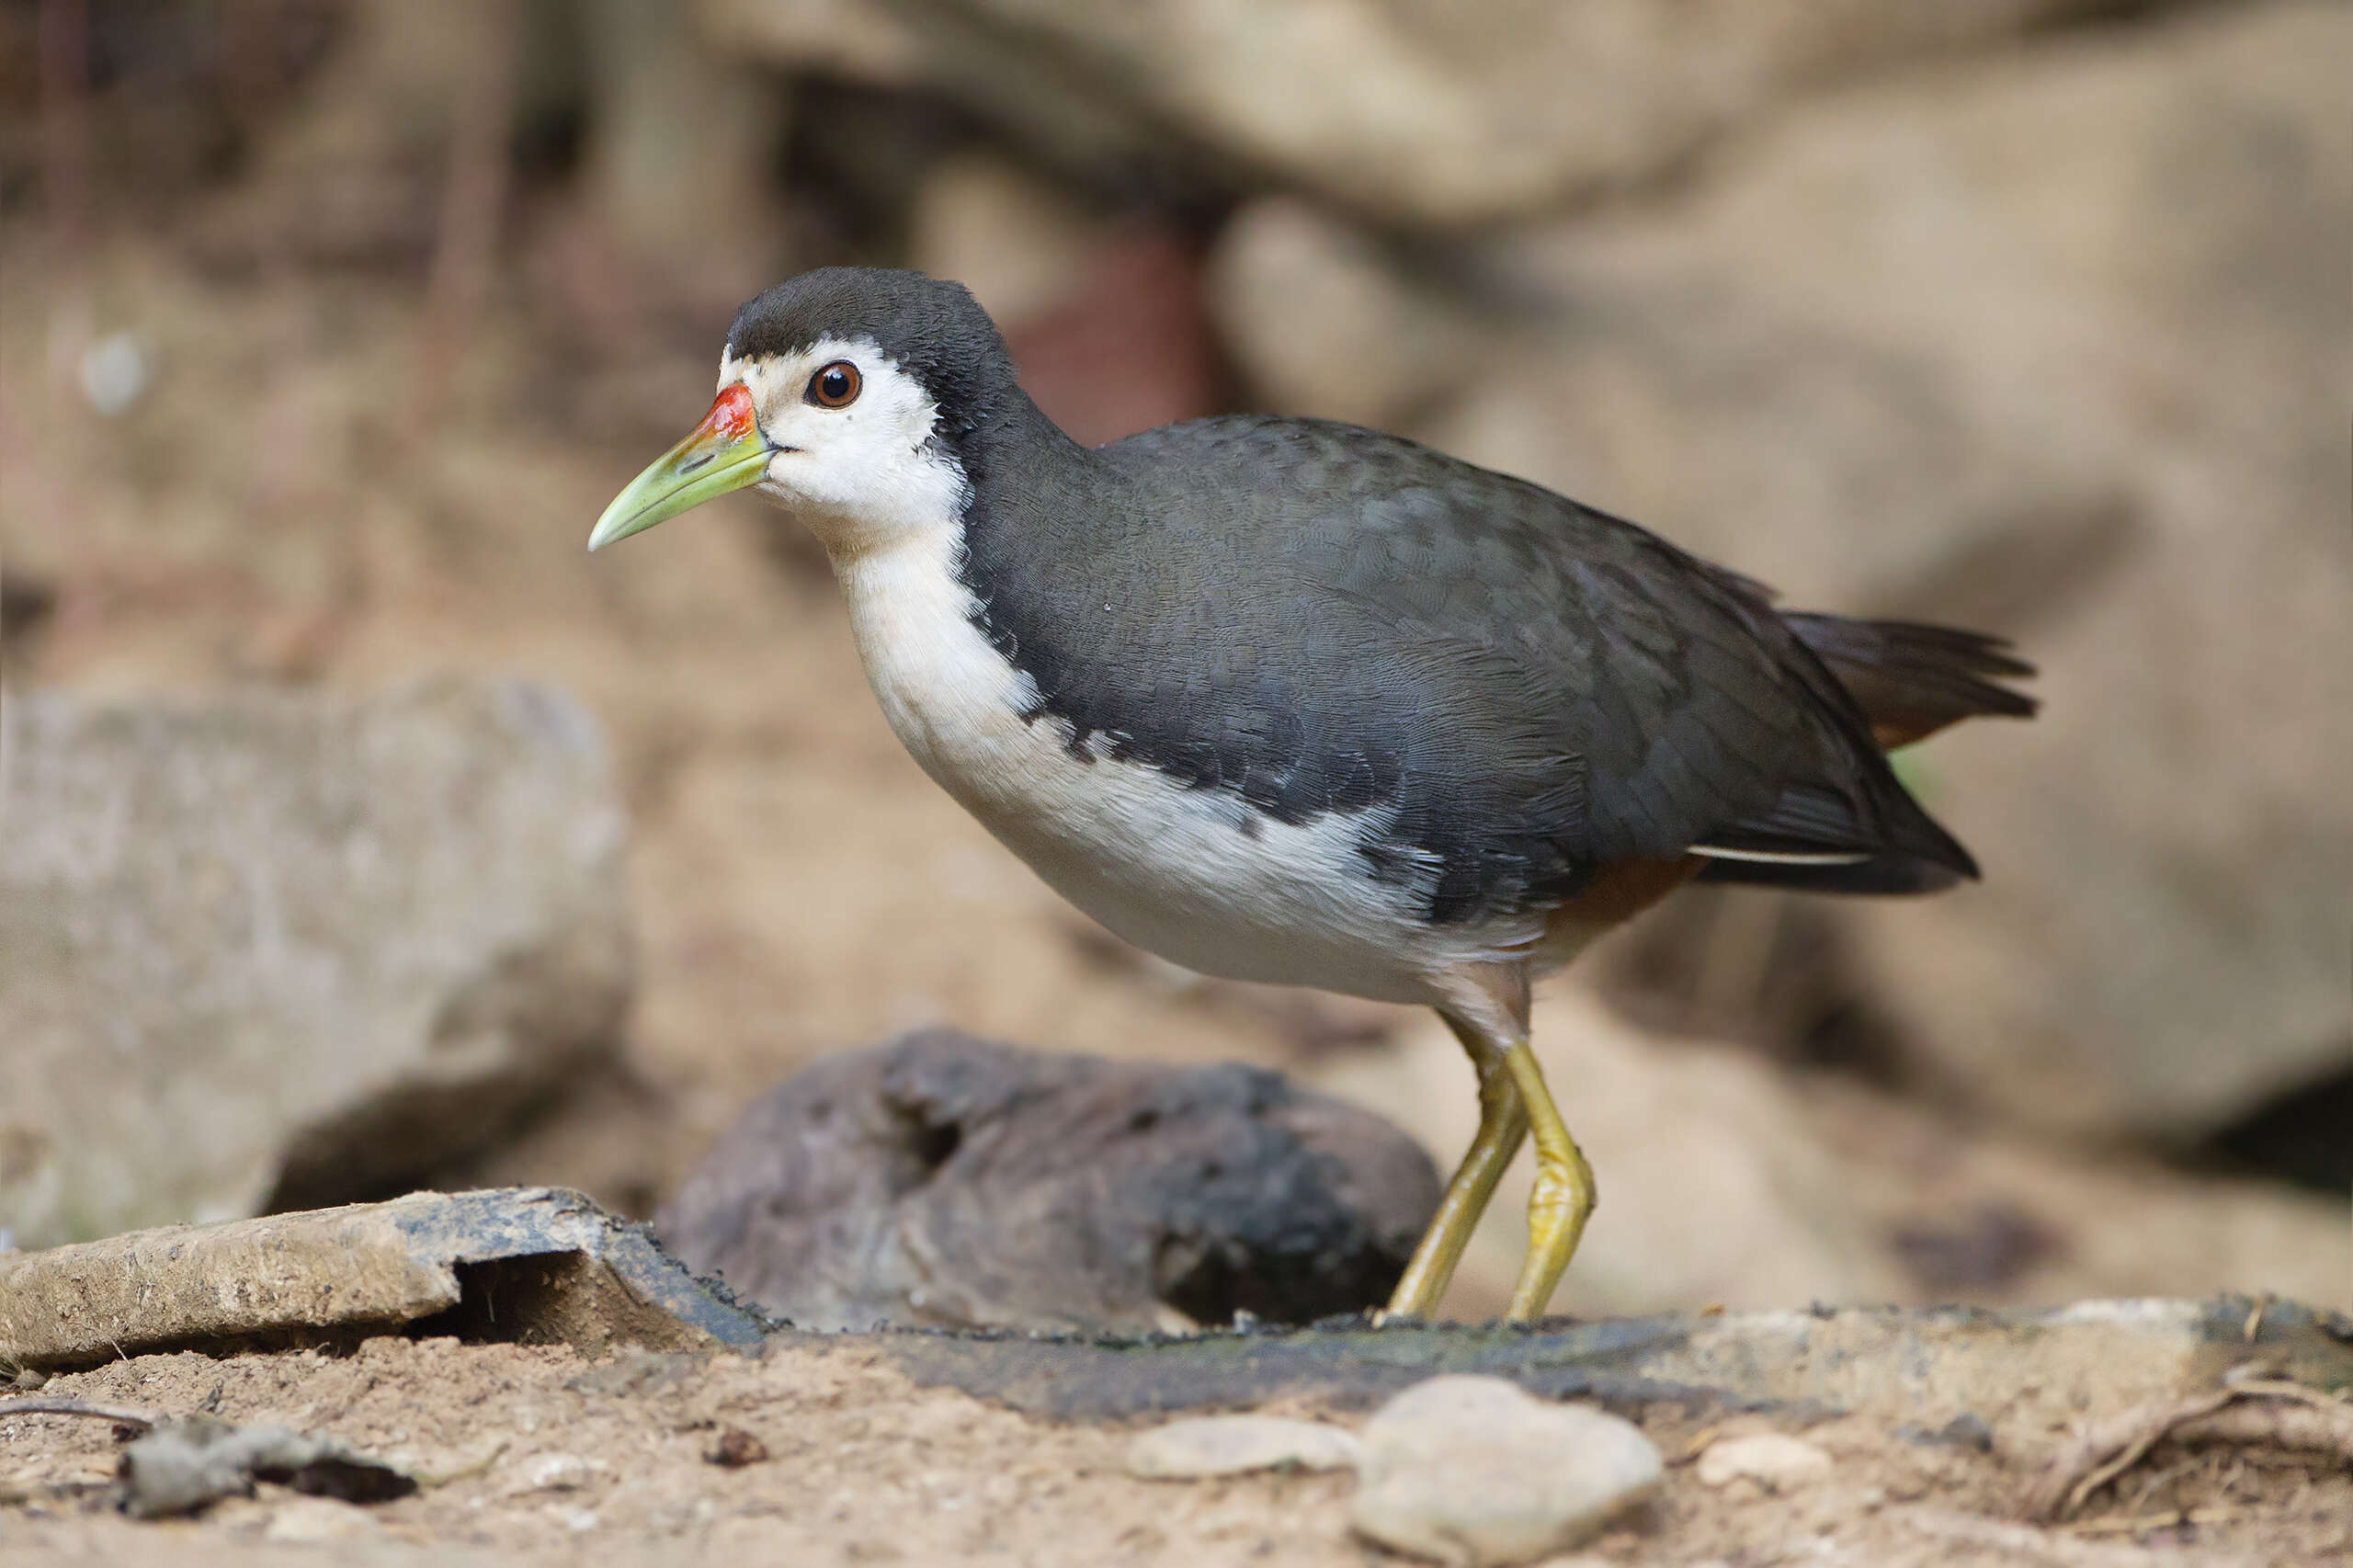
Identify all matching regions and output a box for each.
[947,385,1097,506]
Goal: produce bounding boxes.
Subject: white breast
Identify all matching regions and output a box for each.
[831,524,1531,1006]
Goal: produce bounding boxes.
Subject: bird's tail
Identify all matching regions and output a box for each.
[1691,610,2035,895]
[1779,611,2038,751]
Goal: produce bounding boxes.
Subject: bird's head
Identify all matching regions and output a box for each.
[589,267,1017,560]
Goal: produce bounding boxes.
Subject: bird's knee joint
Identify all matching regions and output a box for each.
[1529,1154,1596,1220]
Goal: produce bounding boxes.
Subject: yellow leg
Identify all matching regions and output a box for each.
[1500,1040,1597,1321]
[1382,1019,1529,1319]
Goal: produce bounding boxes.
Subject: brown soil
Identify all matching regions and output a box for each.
[6,1339,2349,1567]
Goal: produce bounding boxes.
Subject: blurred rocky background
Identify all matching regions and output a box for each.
[1,0,2345,1323]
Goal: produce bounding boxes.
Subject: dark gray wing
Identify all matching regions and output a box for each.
[1258,427,1970,891]
[978,415,1972,925]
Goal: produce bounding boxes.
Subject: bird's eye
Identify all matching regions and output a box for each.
[807,360,861,409]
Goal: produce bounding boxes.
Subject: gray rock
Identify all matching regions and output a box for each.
[118,1415,415,1519]
[1350,1376,1662,1567]
[656,1029,1441,1332]
[717,0,2119,226]
[0,678,631,1248]
[1126,1415,1361,1480]
[1409,1,2352,1137]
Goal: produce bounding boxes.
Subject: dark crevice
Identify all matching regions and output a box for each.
[909,1116,962,1174]
[402,1254,594,1346]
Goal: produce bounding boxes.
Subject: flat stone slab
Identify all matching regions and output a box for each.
[841,1297,2353,1429]
[1,1187,769,1370]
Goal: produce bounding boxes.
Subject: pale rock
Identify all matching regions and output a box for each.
[1695,1432,1835,1492]
[1125,1415,1361,1479]
[0,678,631,1250]
[1351,1376,1662,1567]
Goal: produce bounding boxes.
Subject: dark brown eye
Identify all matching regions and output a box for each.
[807,360,861,409]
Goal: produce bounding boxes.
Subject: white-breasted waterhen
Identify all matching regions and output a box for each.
[591,267,2036,1321]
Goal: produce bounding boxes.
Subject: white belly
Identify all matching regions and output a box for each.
[832,531,1530,1005]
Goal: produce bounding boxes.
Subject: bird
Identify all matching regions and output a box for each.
[589,267,2035,1323]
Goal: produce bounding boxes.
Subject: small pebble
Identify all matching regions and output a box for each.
[1695,1432,1833,1492]
[708,1427,770,1468]
[1897,1412,1993,1451]
[1350,1375,1663,1567]
[511,1452,603,1494]
[78,332,153,418]
[1125,1415,1361,1479]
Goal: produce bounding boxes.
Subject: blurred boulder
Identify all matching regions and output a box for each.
[656,1029,1441,1331]
[1818,1,2352,1142]
[908,153,1108,329]
[1206,198,1478,431]
[0,678,632,1251]
[1392,0,2347,1139]
[715,0,2123,226]
[1314,993,2350,1320]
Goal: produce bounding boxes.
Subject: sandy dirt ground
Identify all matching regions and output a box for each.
[5,1336,2350,1567]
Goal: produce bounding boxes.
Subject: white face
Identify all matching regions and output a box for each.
[723,336,969,562]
